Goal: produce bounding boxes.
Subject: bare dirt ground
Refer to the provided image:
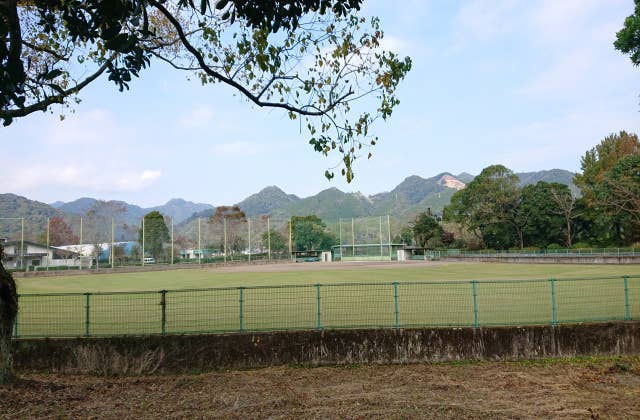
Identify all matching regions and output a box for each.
[2,357,640,419]
[206,259,444,273]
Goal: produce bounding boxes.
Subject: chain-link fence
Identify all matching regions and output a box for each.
[1,215,296,271]
[13,275,640,338]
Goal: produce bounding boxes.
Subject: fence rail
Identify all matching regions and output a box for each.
[13,275,640,338]
[439,248,640,258]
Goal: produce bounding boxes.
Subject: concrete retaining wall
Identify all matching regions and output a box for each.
[12,259,293,278]
[13,322,640,374]
[442,256,640,264]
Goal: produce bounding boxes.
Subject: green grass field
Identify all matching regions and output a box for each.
[13,262,640,338]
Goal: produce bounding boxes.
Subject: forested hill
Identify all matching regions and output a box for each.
[0,168,576,242]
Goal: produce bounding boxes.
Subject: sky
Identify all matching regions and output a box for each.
[2,0,640,208]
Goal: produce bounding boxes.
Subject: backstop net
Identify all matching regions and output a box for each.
[332,215,403,261]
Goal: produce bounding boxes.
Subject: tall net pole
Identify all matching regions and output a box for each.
[79,217,83,270]
[198,217,202,264]
[267,217,271,261]
[171,217,174,265]
[248,218,251,262]
[111,218,114,269]
[387,214,392,259]
[379,216,383,259]
[288,218,292,260]
[46,217,50,271]
[351,218,355,258]
[223,217,228,263]
[142,217,145,266]
[20,217,24,269]
[339,219,343,261]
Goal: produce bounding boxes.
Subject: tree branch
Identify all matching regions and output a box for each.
[148,0,353,117]
[0,57,113,118]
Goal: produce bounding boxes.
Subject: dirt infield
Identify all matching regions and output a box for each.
[2,357,639,418]
[204,259,442,273]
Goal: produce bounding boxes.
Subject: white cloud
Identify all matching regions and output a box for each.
[453,0,520,45]
[43,108,132,146]
[0,164,162,193]
[211,141,263,157]
[178,105,215,128]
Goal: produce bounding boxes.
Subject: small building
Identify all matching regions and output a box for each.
[1,239,81,269]
[180,248,221,260]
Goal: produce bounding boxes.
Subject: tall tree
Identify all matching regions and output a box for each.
[443,165,520,249]
[261,228,288,254]
[574,131,640,204]
[519,182,566,248]
[411,212,442,248]
[291,215,336,251]
[548,183,580,248]
[574,132,640,245]
[36,217,79,246]
[209,206,246,255]
[139,211,170,259]
[1,0,411,181]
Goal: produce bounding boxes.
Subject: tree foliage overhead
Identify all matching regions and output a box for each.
[615,0,640,66]
[0,0,411,181]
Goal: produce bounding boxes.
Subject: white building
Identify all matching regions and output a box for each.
[1,239,81,269]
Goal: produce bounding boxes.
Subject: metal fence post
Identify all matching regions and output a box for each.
[316,284,322,330]
[393,282,399,329]
[471,281,479,328]
[85,292,91,337]
[550,278,557,326]
[160,290,167,336]
[13,295,18,338]
[623,276,630,321]
[239,287,244,332]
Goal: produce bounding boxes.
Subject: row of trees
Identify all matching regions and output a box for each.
[407,132,639,250]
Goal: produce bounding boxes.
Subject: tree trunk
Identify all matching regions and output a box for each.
[0,244,18,384]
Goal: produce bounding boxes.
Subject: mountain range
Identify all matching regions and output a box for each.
[0,169,577,242]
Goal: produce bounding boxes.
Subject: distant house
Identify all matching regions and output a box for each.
[1,239,81,269]
[180,248,221,260]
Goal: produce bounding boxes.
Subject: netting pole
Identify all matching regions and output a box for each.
[387,215,392,259]
[248,218,251,262]
[351,218,355,258]
[379,216,383,259]
[288,218,292,260]
[472,281,479,328]
[46,217,50,271]
[142,217,145,266]
[624,276,630,321]
[79,217,83,270]
[111,218,114,269]
[198,217,202,264]
[338,219,342,261]
[239,287,245,332]
[267,217,271,261]
[160,290,167,336]
[393,282,399,329]
[13,296,18,338]
[170,218,174,265]
[85,292,91,337]
[20,217,24,269]
[316,284,322,330]
[224,217,228,263]
[550,278,557,326]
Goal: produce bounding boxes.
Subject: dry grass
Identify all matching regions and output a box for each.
[2,357,640,418]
